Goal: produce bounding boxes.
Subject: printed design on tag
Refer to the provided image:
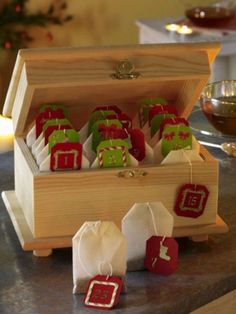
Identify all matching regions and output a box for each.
[138,97,167,127]
[161,125,192,156]
[175,183,209,218]
[50,142,82,171]
[145,236,178,275]
[84,275,122,310]
[98,124,120,140]
[98,145,127,167]
[159,117,189,139]
[163,131,175,141]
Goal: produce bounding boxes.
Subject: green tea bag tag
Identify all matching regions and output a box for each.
[88,110,116,135]
[48,129,80,153]
[161,125,192,157]
[138,97,167,127]
[151,113,176,137]
[42,118,72,133]
[97,139,131,168]
[91,119,122,152]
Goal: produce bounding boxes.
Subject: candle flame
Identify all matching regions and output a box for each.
[0,115,13,136]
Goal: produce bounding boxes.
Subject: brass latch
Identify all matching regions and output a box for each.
[117,169,148,178]
[111,59,141,80]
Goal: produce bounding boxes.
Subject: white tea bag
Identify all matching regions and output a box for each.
[122,202,173,271]
[26,125,36,148]
[161,149,203,165]
[73,221,127,294]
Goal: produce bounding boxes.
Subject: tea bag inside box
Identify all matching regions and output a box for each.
[73,221,127,294]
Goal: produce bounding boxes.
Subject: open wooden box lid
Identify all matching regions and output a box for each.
[3,42,220,136]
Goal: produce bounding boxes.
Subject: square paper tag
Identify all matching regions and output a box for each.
[48,129,80,153]
[92,119,122,152]
[150,113,176,137]
[97,139,130,168]
[161,124,192,156]
[145,236,178,275]
[159,118,189,139]
[175,183,209,218]
[88,110,116,136]
[36,110,65,139]
[50,142,82,171]
[106,113,132,129]
[138,97,167,127]
[148,105,178,125]
[92,105,121,114]
[84,275,123,310]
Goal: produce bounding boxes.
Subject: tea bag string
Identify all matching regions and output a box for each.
[98,261,113,280]
[147,202,166,244]
[182,150,193,184]
[77,221,102,277]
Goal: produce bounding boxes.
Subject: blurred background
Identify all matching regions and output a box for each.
[0,0,220,111]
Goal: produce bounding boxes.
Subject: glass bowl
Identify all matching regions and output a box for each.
[199,80,236,136]
[185,6,235,27]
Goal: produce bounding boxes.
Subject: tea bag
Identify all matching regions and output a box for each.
[39,129,89,171]
[91,139,138,169]
[26,104,67,147]
[73,221,127,294]
[122,202,173,271]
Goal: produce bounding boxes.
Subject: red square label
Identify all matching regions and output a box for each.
[175,183,209,218]
[84,275,122,310]
[50,142,82,171]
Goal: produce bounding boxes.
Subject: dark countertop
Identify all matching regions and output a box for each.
[1,138,236,314]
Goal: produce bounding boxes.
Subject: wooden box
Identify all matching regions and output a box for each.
[1,43,228,256]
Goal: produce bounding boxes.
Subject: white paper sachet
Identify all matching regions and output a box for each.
[161,149,203,165]
[122,202,173,271]
[79,122,89,144]
[26,125,36,148]
[31,132,44,155]
[83,133,96,164]
[73,221,127,294]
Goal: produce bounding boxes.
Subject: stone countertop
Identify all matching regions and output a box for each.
[0,143,236,314]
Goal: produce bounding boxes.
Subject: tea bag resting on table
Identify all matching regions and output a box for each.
[122,202,173,271]
[73,221,127,294]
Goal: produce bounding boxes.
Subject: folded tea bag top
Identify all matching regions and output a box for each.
[73,221,127,294]
[122,202,174,271]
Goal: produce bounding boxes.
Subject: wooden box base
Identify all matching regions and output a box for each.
[2,190,229,257]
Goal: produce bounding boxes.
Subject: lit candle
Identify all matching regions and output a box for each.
[165,23,180,32]
[0,114,14,153]
[177,25,193,35]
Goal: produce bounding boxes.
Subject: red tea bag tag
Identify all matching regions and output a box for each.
[84,275,123,310]
[149,105,178,125]
[129,129,146,161]
[145,236,178,275]
[50,142,82,171]
[175,183,209,218]
[35,109,65,138]
[93,105,121,114]
[106,113,132,129]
